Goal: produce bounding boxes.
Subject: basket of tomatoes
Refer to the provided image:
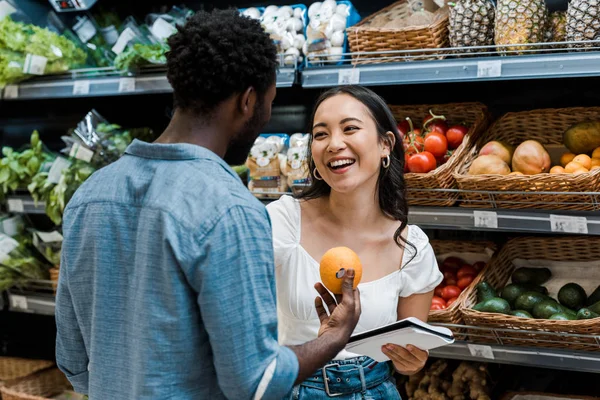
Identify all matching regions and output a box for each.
[428,240,496,332]
[389,102,490,206]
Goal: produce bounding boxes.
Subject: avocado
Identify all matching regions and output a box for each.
[472,297,511,314]
[558,283,587,311]
[532,300,564,319]
[509,310,533,318]
[511,267,552,285]
[514,291,547,313]
[577,308,600,320]
[549,312,576,321]
[586,285,600,306]
[588,300,600,315]
[501,283,549,307]
[476,282,497,302]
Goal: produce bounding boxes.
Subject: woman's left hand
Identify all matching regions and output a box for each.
[381,344,428,375]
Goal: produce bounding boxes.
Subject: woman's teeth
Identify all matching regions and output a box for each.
[329,159,355,169]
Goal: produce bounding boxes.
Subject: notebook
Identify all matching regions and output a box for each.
[345,317,455,362]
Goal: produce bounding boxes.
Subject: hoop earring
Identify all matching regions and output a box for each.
[313,168,323,180]
[382,155,391,169]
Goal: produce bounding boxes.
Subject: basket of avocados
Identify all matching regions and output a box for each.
[460,236,600,351]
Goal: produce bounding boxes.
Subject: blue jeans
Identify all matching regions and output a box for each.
[287,356,402,399]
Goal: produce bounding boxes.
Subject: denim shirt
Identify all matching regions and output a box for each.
[55,139,298,400]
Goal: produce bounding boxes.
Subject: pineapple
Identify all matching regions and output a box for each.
[567,0,600,48]
[495,0,548,54]
[545,11,567,44]
[449,0,495,52]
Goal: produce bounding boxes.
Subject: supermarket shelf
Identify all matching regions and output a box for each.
[5,195,46,214]
[7,291,55,316]
[302,52,600,88]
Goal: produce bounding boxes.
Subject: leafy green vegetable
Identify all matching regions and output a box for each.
[114,42,168,72]
[0,233,50,292]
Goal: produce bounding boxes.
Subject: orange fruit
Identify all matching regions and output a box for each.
[560,152,576,167]
[319,247,362,294]
[509,171,523,176]
[592,165,600,171]
[565,161,585,173]
[592,159,600,168]
[573,154,592,170]
[592,147,600,159]
[550,166,565,174]
[573,168,589,175]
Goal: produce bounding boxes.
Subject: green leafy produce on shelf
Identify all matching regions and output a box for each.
[0,233,50,291]
[114,42,168,72]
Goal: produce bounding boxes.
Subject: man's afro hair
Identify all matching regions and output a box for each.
[166,9,278,116]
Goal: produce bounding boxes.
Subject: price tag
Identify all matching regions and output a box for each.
[111,27,136,55]
[7,199,24,213]
[477,60,502,78]
[23,54,47,75]
[69,143,94,162]
[338,69,360,85]
[3,84,18,99]
[10,295,28,311]
[550,215,588,234]
[0,0,16,19]
[73,16,97,43]
[474,211,498,229]
[2,215,23,237]
[118,77,136,93]
[72,80,90,96]
[47,157,72,184]
[0,234,18,262]
[151,18,177,41]
[467,344,495,360]
[36,230,64,243]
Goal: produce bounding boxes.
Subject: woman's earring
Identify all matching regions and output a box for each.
[382,155,391,169]
[313,168,324,180]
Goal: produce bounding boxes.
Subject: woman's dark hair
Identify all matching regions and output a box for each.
[298,86,414,256]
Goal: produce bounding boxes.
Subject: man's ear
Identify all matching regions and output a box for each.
[239,86,257,116]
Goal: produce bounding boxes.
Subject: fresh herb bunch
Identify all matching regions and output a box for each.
[114,42,168,72]
[45,160,95,225]
[0,233,50,292]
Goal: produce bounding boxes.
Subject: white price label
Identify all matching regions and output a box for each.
[36,230,64,243]
[467,344,495,360]
[477,60,502,78]
[474,211,498,229]
[69,143,94,162]
[23,54,48,75]
[10,294,28,311]
[111,27,136,55]
[0,234,18,262]
[0,0,16,19]
[338,68,360,85]
[2,215,23,237]
[118,77,136,93]
[7,199,24,213]
[73,17,97,44]
[550,215,588,234]
[151,18,177,41]
[4,84,18,99]
[47,157,72,184]
[73,80,90,95]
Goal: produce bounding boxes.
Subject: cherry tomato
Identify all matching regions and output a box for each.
[442,257,464,270]
[473,261,487,272]
[446,125,468,150]
[431,296,447,307]
[445,278,457,286]
[457,275,475,290]
[430,303,446,311]
[424,132,448,158]
[404,153,410,173]
[441,285,462,300]
[407,151,437,173]
[426,120,449,136]
[447,297,459,307]
[443,271,457,281]
[397,120,411,137]
[434,284,444,298]
[403,134,425,155]
[457,264,477,279]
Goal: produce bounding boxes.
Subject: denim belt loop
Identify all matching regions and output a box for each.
[359,364,366,393]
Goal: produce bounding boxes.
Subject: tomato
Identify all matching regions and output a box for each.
[434,284,444,298]
[424,132,448,158]
[441,285,461,300]
[446,125,468,150]
[407,151,437,173]
[442,257,464,270]
[404,153,410,173]
[403,134,425,155]
[473,261,486,272]
[457,264,477,279]
[431,296,446,306]
[425,120,449,136]
[446,297,459,307]
[430,303,446,311]
[457,275,475,290]
[397,120,411,137]
[443,271,457,281]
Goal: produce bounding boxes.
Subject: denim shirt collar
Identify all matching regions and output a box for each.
[125,139,238,179]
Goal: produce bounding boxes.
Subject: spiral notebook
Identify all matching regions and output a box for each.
[345,317,455,362]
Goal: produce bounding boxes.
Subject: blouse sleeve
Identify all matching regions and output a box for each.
[398,226,444,298]
[266,195,299,270]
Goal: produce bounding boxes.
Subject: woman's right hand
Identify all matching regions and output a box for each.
[314,269,361,341]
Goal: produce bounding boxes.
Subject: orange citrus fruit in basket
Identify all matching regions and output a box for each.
[592,147,600,159]
[319,247,362,294]
[550,166,565,174]
[591,159,600,168]
[592,165,600,171]
[509,171,524,176]
[573,168,589,175]
[560,152,576,167]
[573,154,592,170]
[565,161,586,173]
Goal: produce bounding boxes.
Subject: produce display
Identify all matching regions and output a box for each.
[431,256,486,311]
[449,0,495,50]
[0,232,51,292]
[399,110,468,174]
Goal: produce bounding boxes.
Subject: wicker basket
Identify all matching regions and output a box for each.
[454,107,600,211]
[389,102,489,206]
[0,358,54,388]
[461,236,600,351]
[428,240,496,329]
[347,0,449,65]
[0,368,71,400]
